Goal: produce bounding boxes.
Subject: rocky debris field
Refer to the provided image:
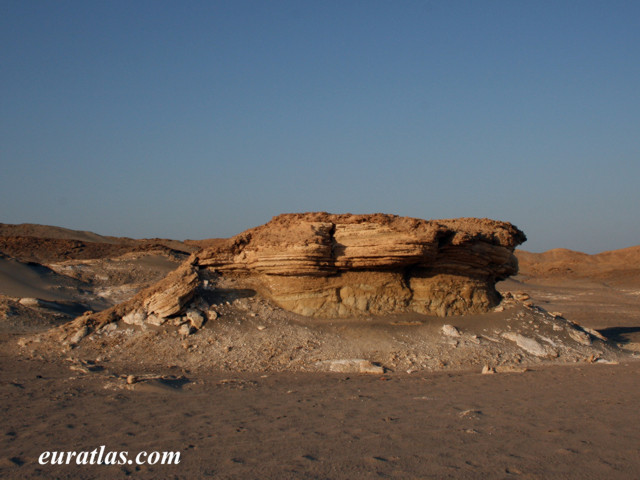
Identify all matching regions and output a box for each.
[16,272,629,375]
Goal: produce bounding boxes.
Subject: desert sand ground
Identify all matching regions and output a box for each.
[1,225,639,479]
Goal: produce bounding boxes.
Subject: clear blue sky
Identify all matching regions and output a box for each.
[1,1,638,253]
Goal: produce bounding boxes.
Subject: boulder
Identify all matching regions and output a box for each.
[197,213,525,317]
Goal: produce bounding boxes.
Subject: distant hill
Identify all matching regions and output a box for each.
[516,246,640,286]
[0,223,125,244]
[0,223,200,263]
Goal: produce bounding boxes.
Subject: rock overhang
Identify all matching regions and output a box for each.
[192,213,526,317]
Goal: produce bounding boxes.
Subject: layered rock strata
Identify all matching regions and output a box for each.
[198,213,526,317]
[56,213,526,340]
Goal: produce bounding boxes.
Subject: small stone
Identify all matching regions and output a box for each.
[550,312,564,318]
[178,323,194,336]
[514,292,530,301]
[482,365,496,374]
[186,310,205,329]
[146,314,166,326]
[459,409,482,419]
[19,297,41,307]
[126,375,137,385]
[207,309,219,321]
[319,359,385,374]
[494,305,505,312]
[68,326,89,345]
[468,335,481,344]
[257,326,266,331]
[442,324,461,337]
[523,301,534,308]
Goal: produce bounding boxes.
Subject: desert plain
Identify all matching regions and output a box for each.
[1,216,639,479]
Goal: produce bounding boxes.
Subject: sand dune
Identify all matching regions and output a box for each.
[0,257,81,301]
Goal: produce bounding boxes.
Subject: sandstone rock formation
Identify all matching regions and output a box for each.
[198,213,525,317]
[55,213,526,340]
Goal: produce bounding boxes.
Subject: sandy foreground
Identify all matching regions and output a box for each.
[1,228,640,479]
[1,347,639,479]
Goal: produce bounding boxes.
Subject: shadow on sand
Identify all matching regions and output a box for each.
[598,326,640,344]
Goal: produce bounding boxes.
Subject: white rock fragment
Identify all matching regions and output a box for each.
[122,310,146,326]
[502,332,557,358]
[482,365,496,374]
[19,297,41,307]
[442,324,461,337]
[594,359,619,365]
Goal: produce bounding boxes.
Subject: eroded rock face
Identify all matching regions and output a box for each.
[53,213,526,343]
[197,213,526,317]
